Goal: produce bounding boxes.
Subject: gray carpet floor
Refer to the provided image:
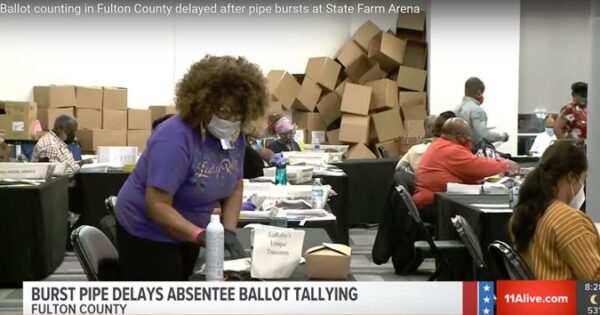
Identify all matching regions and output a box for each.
[0,227,434,314]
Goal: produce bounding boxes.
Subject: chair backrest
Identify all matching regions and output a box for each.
[451,215,487,273]
[395,184,445,262]
[488,240,535,280]
[71,225,119,281]
[394,170,416,195]
[378,147,390,158]
[105,196,117,216]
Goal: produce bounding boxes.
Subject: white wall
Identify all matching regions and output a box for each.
[0,13,350,109]
[429,0,521,154]
[587,1,600,221]
[519,0,592,114]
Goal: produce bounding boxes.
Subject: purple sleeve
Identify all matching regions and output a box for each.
[147,139,190,195]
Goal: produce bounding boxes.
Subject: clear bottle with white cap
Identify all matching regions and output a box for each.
[205,214,224,281]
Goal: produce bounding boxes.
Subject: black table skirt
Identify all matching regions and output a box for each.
[0,177,69,286]
[435,193,512,249]
[336,159,397,225]
[74,172,349,244]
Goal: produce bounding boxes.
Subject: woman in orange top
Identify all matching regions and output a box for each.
[510,141,599,280]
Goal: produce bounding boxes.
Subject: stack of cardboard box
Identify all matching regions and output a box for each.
[265,12,428,159]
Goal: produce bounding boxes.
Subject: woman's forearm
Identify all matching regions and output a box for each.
[145,186,200,243]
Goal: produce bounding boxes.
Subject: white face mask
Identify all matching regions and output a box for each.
[206,116,241,142]
[569,182,586,210]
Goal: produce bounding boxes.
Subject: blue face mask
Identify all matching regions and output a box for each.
[251,140,262,150]
[545,128,554,136]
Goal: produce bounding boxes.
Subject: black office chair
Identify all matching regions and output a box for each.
[395,185,467,281]
[104,196,117,216]
[451,215,489,279]
[377,147,390,158]
[71,225,121,281]
[488,240,535,280]
[99,196,118,248]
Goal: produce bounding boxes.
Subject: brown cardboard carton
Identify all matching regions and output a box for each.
[340,83,372,116]
[292,77,322,112]
[102,87,128,110]
[396,12,426,41]
[352,20,381,52]
[339,115,369,144]
[293,112,325,131]
[371,109,404,142]
[75,86,103,109]
[403,40,427,70]
[345,55,385,84]
[127,130,151,152]
[367,79,399,111]
[75,109,102,130]
[358,63,387,85]
[33,86,76,108]
[127,109,152,130]
[38,107,74,130]
[399,91,427,120]
[305,57,342,91]
[375,138,402,159]
[346,143,376,159]
[0,101,37,140]
[266,70,300,109]
[266,100,283,115]
[335,79,350,96]
[335,41,365,68]
[316,92,342,128]
[397,66,427,91]
[76,129,127,152]
[149,105,177,123]
[326,129,340,145]
[102,109,127,130]
[405,120,426,137]
[368,32,407,72]
[399,136,420,155]
[306,243,351,280]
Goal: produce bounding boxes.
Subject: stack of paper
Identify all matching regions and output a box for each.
[446,183,482,194]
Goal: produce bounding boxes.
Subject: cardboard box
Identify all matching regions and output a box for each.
[266,70,300,110]
[367,79,399,111]
[352,20,381,52]
[335,79,350,96]
[399,91,427,120]
[368,32,407,72]
[127,130,151,152]
[339,115,369,144]
[38,107,74,131]
[340,83,372,116]
[102,109,127,130]
[399,136,420,155]
[266,100,283,115]
[316,92,342,128]
[292,77,322,112]
[326,129,340,145]
[76,129,127,152]
[371,109,404,142]
[375,138,401,159]
[127,109,151,130]
[346,143,376,159]
[149,105,177,123]
[0,101,37,140]
[305,57,342,91]
[405,120,426,137]
[403,40,427,70]
[396,12,426,41]
[306,244,351,280]
[75,109,102,130]
[293,112,325,131]
[335,41,365,68]
[397,66,427,91]
[345,55,387,84]
[33,86,76,108]
[102,87,127,110]
[75,86,103,109]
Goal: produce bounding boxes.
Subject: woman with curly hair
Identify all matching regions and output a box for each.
[115,55,268,280]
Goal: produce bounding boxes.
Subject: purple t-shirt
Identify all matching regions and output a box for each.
[116,115,245,242]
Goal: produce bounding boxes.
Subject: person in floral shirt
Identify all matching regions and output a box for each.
[555,82,588,140]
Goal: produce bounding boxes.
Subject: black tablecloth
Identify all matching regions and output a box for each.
[0,177,69,286]
[336,159,397,225]
[435,193,512,249]
[316,174,348,244]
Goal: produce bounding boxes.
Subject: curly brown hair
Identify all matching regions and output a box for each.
[175,55,268,129]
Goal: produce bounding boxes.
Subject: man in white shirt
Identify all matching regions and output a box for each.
[529,114,557,157]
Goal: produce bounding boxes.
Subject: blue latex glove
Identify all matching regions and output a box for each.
[269,153,285,165]
[241,201,256,211]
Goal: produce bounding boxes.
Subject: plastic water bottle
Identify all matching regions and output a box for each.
[509,176,521,208]
[313,137,321,150]
[312,178,325,209]
[275,162,287,185]
[205,214,224,281]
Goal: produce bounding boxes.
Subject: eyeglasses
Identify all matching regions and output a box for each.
[214,106,243,121]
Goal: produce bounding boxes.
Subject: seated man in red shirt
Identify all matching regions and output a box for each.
[413,118,519,222]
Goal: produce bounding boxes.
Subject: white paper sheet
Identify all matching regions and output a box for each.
[480,208,513,213]
[446,183,482,194]
[471,203,510,208]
